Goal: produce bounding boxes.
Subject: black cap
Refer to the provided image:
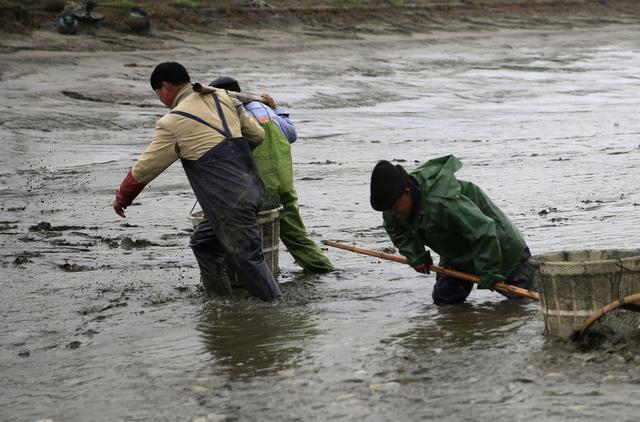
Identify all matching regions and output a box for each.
[370,160,410,211]
[209,76,241,92]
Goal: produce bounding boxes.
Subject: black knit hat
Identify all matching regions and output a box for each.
[370,160,410,211]
[209,76,241,92]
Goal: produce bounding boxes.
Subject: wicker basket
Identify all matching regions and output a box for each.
[531,249,640,338]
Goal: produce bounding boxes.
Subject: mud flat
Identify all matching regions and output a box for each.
[2,2,640,421]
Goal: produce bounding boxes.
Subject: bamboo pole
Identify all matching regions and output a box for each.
[323,240,540,301]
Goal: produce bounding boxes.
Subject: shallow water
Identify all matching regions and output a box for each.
[2,23,640,421]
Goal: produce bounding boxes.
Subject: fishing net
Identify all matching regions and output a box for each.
[530,249,640,339]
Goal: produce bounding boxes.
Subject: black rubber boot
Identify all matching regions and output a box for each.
[200,272,233,298]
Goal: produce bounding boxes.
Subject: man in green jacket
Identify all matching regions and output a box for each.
[210,76,334,273]
[370,155,533,305]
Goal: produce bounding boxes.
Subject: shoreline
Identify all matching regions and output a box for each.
[1,0,640,54]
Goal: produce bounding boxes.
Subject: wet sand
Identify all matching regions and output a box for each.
[2,8,640,422]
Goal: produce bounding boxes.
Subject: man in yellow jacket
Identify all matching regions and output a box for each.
[112,62,281,301]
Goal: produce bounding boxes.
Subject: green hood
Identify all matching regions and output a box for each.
[410,154,463,198]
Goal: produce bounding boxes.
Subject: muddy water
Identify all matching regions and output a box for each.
[2,23,640,421]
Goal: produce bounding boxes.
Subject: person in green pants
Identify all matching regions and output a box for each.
[210,76,334,272]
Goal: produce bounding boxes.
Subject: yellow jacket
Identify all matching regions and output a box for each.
[131,84,264,184]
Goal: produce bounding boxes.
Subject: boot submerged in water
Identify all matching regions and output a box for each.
[200,272,233,298]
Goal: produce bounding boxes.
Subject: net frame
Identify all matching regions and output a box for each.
[575,292,640,339]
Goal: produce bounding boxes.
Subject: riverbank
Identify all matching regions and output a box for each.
[2,0,640,53]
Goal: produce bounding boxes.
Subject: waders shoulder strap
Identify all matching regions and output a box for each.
[170,110,227,138]
[211,94,232,139]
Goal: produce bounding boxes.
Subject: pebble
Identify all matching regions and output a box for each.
[336,393,356,402]
[369,382,401,391]
[544,372,565,380]
[191,385,210,393]
[121,237,134,250]
[612,354,626,364]
[602,374,630,384]
[278,369,296,378]
[192,414,228,422]
[66,341,81,349]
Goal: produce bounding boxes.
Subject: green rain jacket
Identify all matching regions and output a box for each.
[383,155,526,282]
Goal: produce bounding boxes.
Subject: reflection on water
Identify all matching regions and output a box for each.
[196,276,322,379]
[395,301,539,351]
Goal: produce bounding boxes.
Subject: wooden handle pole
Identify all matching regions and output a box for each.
[323,240,540,301]
[192,82,263,104]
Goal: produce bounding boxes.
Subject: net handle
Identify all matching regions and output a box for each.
[575,292,640,339]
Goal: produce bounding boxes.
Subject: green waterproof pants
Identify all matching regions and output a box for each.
[252,121,334,272]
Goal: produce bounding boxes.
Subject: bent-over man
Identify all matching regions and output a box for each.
[370,155,533,305]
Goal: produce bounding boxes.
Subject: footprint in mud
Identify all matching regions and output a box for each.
[124,63,153,68]
[83,329,99,338]
[120,237,160,250]
[100,236,120,248]
[70,232,120,248]
[62,90,110,104]
[4,206,26,212]
[59,262,93,272]
[538,207,558,216]
[159,232,191,240]
[78,301,127,315]
[145,295,177,306]
[606,150,631,155]
[40,209,63,215]
[307,159,339,165]
[0,222,18,231]
[29,222,55,231]
[29,222,85,232]
[13,251,42,265]
[50,239,93,248]
[66,341,82,350]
